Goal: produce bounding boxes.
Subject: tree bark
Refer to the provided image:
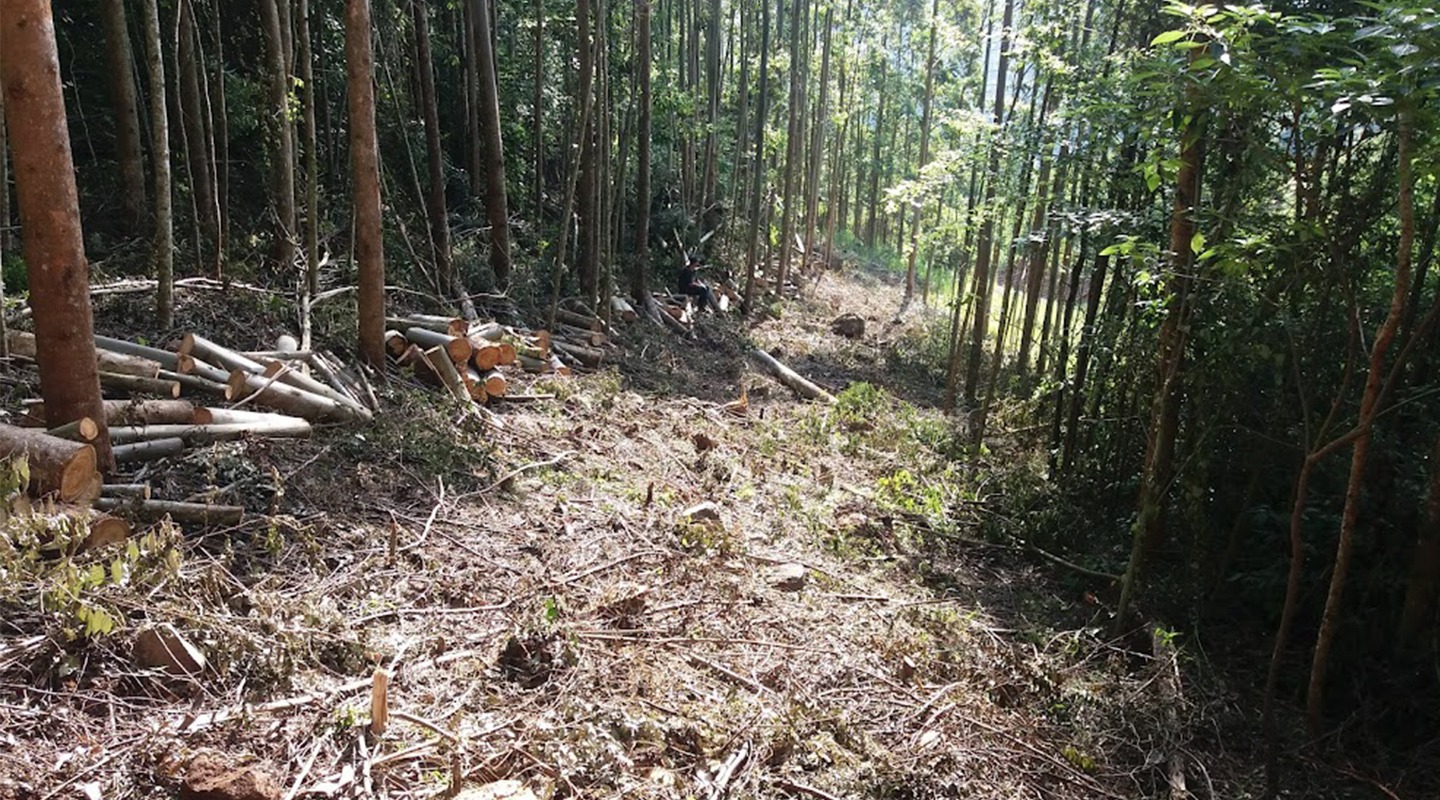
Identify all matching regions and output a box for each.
[473,0,514,288]
[741,0,769,314]
[1,0,115,472]
[100,0,148,230]
[632,0,653,303]
[1306,108,1417,734]
[775,0,805,290]
[576,0,599,302]
[347,0,387,368]
[0,425,97,501]
[298,0,320,350]
[139,0,175,332]
[899,0,939,314]
[411,0,464,315]
[178,0,216,246]
[208,1,230,270]
[260,0,297,272]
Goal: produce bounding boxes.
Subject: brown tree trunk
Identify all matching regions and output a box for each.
[261,0,297,272]
[473,0,513,288]
[900,0,939,314]
[576,0,598,302]
[178,0,216,246]
[632,0,652,303]
[741,0,769,314]
[0,63,9,258]
[100,0,147,230]
[801,6,832,286]
[298,0,320,349]
[141,0,174,331]
[208,1,229,271]
[347,0,386,368]
[0,0,115,471]
[531,0,544,218]
[411,0,461,310]
[775,0,806,290]
[1306,108,1418,734]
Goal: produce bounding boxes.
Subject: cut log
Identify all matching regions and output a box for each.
[177,333,267,375]
[260,361,371,418]
[553,340,603,368]
[306,352,363,408]
[81,514,130,551]
[31,504,131,552]
[7,330,162,378]
[226,370,356,422]
[471,342,502,371]
[423,346,470,402]
[73,472,103,506]
[469,321,506,341]
[322,351,379,412]
[99,371,182,398]
[515,354,550,374]
[242,349,311,361]
[610,295,638,323]
[404,327,472,366]
[557,323,607,347]
[95,496,244,527]
[462,367,490,403]
[751,349,835,403]
[496,341,517,366]
[644,294,691,336]
[112,437,185,463]
[174,354,233,384]
[32,400,198,427]
[108,419,313,444]
[385,329,410,358]
[194,407,290,425]
[100,483,152,500]
[398,344,438,383]
[94,335,182,371]
[479,369,507,398]
[48,417,100,442]
[157,369,230,398]
[549,354,573,377]
[0,425,99,501]
[554,307,605,332]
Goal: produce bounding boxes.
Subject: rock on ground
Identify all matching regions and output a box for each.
[831,313,866,339]
[180,752,281,800]
[769,562,808,591]
[134,623,207,676]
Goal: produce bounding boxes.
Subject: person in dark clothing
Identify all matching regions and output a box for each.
[678,255,719,312]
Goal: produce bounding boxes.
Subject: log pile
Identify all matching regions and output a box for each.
[383,312,614,404]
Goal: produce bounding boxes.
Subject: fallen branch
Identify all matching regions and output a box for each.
[750,349,835,403]
[95,497,244,526]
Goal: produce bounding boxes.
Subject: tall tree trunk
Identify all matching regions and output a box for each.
[208,1,229,270]
[700,0,722,209]
[474,0,513,288]
[900,0,939,314]
[532,0,545,217]
[801,6,831,285]
[412,0,466,315]
[0,63,9,258]
[632,0,652,302]
[576,0,599,302]
[460,0,483,198]
[1016,93,1063,383]
[1114,45,1208,633]
[1306,108,1417,734]
[775,0,805,290]
[261,0,297,273]
[0,0,115,470]
[346,0,386,368]
[298,0,320,349]
[864,62,886,251]
[741,0,769,314]
[141,0,174,331]
[101,0,147,230]
[961,0,1014,408]
[178,0,216,247]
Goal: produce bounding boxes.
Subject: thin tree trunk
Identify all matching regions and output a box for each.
[208,1,229,271]
[576,0,599,302]
[101,0,147,230]
[900,0,939,314]
[801,6,831,288]
[1306,108,1417,734]
[775,0,806,290]
[412,0,466,316]
[532,0,545,216]
[178,0,216,247]
[298,0,320,349]
[0,0,115,470]
[347,0,386,368]
[141,0,174,331]
[632,0,652,302]
[260,0,297,273]
[741,0,769,314]
[0,62,9,258]
[474,0,513,288]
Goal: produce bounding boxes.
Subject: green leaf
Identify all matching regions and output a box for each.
[1152,29,1188,45]
[1190,231,1206,254]
[1099,244,1123,256]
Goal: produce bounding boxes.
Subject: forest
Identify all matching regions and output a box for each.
[0,0,1438,796]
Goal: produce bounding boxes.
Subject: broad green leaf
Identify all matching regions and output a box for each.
[1152,29,1188,45]
[1190,231,1207,254]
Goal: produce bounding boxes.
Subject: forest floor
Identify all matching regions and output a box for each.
[0,261,1401,799]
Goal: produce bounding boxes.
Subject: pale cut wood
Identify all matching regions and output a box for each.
[471,342,502,371]
[260,360,371,418]
[157,369,230,398]
[319,351,377,411]
[227,370,356,422]
[174,354,234,383]
[107,419,312,444]
[404,327,472,365]
[496,341,517,366]
[33,400,198,427]
[112,437,185,463]
[554,307,605,332]
[193,407,292,425]
[72,472,103,505]
[553,340,603,368]
[48,417,99,441]
[178,333,267,375]
[243,349,311,360]
[306,352,364,408]
[95,496,244,526]
[397,344,437,382]
[385,329,410,358]
[94,335,182,370]
[81,514,130,551]
[99,371,182,398]
[751,349,835,403]
[610,295,638,323]
[370,667,391,734]
[422,346,470,402]
[557,323,607,347]
[100,483,152,500]
[468,321,505,341]
[462,367,490,403]
[7,331,163,378]
[32,504,131,552]
[480,369,507,398]
[0,424,98,500]
[515,353,550,374]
